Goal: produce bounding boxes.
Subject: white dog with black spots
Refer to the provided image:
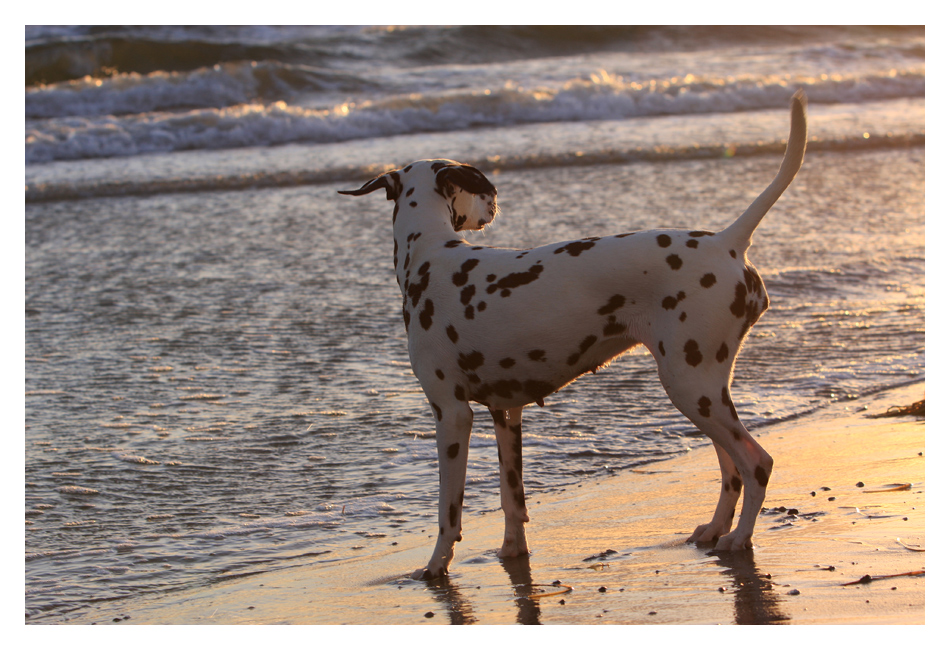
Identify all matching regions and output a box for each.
[341,91,807,580]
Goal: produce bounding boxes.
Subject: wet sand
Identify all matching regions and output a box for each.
[120,383,924,625]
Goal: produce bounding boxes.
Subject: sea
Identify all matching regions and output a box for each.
[24,25,925,623]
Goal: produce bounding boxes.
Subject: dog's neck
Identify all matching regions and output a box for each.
[392,187,464,296]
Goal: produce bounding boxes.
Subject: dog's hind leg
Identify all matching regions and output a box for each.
[687,441,742,543]
[656,360,773,552]
[491,406,530,557]
[411,400,474,579]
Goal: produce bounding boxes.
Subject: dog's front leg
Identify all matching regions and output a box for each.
[411,401,474,580]
[491,406,530,557]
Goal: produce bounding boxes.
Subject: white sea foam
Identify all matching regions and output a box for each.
[25,69,923,164]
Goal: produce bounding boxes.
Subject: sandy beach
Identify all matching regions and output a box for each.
[109,382,925,626]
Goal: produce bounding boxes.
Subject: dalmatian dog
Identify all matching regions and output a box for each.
[340,91,807,580]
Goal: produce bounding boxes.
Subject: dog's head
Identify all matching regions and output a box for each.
[339,159,498,232]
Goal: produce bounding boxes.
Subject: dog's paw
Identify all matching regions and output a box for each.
[410,566,447,581]
[498,518,530,557]
[497,540,530,558]
[687,522,729,544]
[713,531,755,552]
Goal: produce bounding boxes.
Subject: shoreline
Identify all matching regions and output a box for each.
[85,382,925,625]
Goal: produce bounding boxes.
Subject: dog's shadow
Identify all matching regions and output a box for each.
[415,554,541,625]
[419,548,787,624]
[708,549,790,624]
[499,555,543,625]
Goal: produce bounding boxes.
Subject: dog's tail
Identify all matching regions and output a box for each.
[720,90,807,253]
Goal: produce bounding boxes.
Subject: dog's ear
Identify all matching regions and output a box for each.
[339,172,399,201]
[436,164,496,198]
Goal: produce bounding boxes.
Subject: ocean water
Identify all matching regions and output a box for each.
[24,25,924,623]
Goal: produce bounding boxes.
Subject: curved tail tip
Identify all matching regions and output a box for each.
[792,89,808,110]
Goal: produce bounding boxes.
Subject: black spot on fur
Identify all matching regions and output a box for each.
[445,240,463,248]
[698,395,712,417]
[597,294,626,315]
[666,254,682,270]
[447,442,460,459]
[701,273,717,288]
[686,239,698,248]
[460,285,476,305]
[679,312,687,322]
[729,249,737,258]
[406,267,430,307]
[658,341,666,356]
[755,465,770,487]
[717,342,729,363]
[477,301,486,311]
[435,369,444,380]
[487,265,545,295]
[464,305,475,319]
[730,282,747,318]
[455,384,466,400]
[723,387,739,420]
[449,504,458,528]
[528,349,546,362]
[419,299,434,329]
[486,274,496,282]
[513,488,526,509]
[731,476,742,492]
[689,231,714,237]
[446,325,458,343]
[743,266,759,293]
[684,339,703,366]
[432,402,442,421]
[481,379,522,400]
[657,234,672,248]
[450,203,466,231]
[524,380,555,401]
[603,316,625,336]
[567,335,598,365]
[662,290,686,310]
[500,357,516,369]
[555,239,598,256]
[457,351,485,371]
[452,258,480,286]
